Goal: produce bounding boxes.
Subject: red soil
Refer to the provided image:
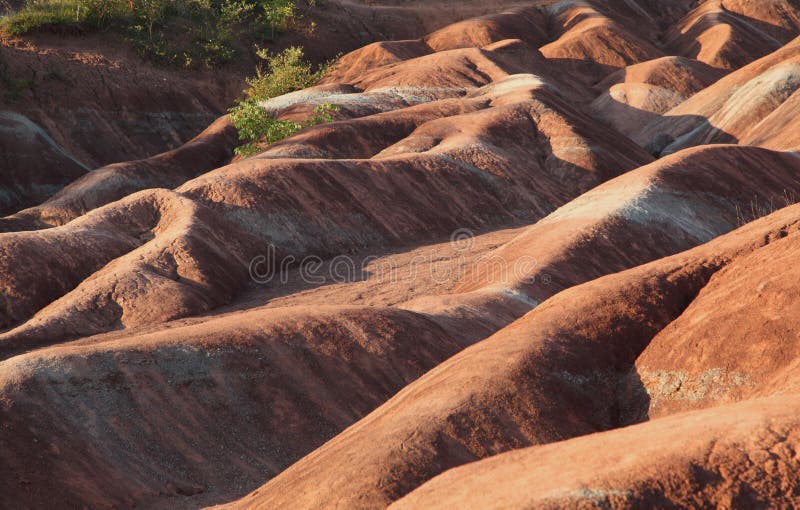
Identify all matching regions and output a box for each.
[2,1,800,509]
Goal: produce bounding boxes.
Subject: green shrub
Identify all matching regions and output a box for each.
[262,0,296,38]
[243,45,331,101]
[1,0,310,68]
[228,46,337,157]
[1,0,126,34]
[122,0,258,67]
[230,102,338,157]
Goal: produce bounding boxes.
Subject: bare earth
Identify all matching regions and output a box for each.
[3,0,800,508]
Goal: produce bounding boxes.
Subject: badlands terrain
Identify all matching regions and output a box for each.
[2,0,800,508]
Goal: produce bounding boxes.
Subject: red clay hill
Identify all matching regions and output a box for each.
[2,1,800,509]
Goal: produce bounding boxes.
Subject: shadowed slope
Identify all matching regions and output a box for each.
[638,36,800,153]
[3,2,800,509]
[6,115,238,228]
[6,143,800,509]
[228,188,800,510]
[0,76,652,355]
[0,112,88,217]
[0,307,462,509]
[628,211,800,420]
[590,56,727,137]
[664,0,800,70]
[540,2,664,86]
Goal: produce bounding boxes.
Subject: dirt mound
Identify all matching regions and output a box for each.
[7,115,237,227]
[591,83,688,137]
[0,306,461,509]
[322,40,433,84]
[0,111,87,215]
[664,0,798,70]
[739,87,800,150]
[423,6,548,51]
[233,204,800,509]
[540,2,664,86]
[393,395,800,509]
[590,56,726,138]
[596,55,726,96]
[3,2,800,509]
[638,37,800,154]
[0,188,259,356]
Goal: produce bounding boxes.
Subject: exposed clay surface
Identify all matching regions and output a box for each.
[2,1,800,509]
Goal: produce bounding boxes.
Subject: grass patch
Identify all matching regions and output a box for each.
[1,0,309,68]
[229,45,338,156]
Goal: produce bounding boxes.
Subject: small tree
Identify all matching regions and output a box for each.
[244,46,330,101]
[261,0,296,39]
[230,102,338,157]
[228,46,338,157]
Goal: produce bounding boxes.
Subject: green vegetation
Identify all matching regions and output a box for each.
[1,0,307,68]
[230,101,337,157]
[241,45,330,101]
[0,0,125,34]
[228,46,337,157]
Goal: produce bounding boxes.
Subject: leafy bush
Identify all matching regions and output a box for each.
[243,45,331,101]
[228,46,338,157]
[2,0,310,68]
[122,0,267,67]
[230,102,337,157]
[262,0,295,38]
